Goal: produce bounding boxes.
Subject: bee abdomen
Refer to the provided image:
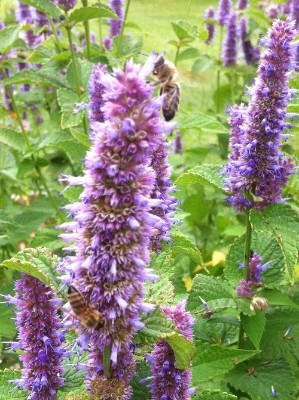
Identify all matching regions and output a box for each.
[161,83,180,121]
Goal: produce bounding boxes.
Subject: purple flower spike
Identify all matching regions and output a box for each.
[218,0,232,26]
[240,18,260,64]
[12,275,65,399]
[103,0,124,50]
[205,7,216,44]
[291,0,299,29]
[267,5,279,19]
[236,253,270,298]
[222,12,238,66]
[237,0,249,9]
[225,18,295,211]
[60,55,173,395]
[150,301,193,400]
[55,0,77,11]
[16,2,34,24]
[89,64,107,126]
[174,129,183,155]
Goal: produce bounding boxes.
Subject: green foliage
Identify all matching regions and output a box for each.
[19,0,60,18]
[0,128,26,151]
[0,370,26,400]
[69,5,118,23]
[193,390,237,400]
[0,25,20,54]
[241,313,266,350]
[166,333,195,369]
[176,165,225,192]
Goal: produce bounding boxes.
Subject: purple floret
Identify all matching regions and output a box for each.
[103,0,124,50]
[204,7,216,44]
[240,17,260,64]
[222,12,238,66]
[218,0,232,26]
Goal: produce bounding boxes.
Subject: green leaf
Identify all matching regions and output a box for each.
[244,8,270,29]
[224,230,287,288]
[112,34,143,58]
[0,25,20,54]
[177,47,200,62]
[69,5,118,23]
[178,113,229,133]
[134,309,176,344]
[259,288,299,308]
[59,353,87,395]
[57,88,85,129]
[176,165,225,193]
[0,370,26,400]
[227,359,296,400]
[251,204,299,282]
[4,70,70,89]
[192,341,259,384]
[166,333,195,369]
[19,0,60,18]
[171,23,194,40]
[192,55,215,73]
[131,362,151,400]
[1,247,60,292]
[0,128,25,151]
[241,313,266,350]
[171,231,204,268]
[194,390,237,400]
[0,305,16,338]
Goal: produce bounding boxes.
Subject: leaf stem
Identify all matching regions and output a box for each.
[116,0,132,58]
[81,0,91,59]
[48,16,63,53]
[103,345,111,379]
[174,42,181,66]
[65,26,81,96]
[243,209,252,281]
[216,26,224,113]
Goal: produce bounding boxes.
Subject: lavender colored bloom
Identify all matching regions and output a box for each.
[237,0,249,9]
[60,55,173,396]
[291,0,299,29]
[218,0,232,26]
[240,18,260,64]
[174,129,183,155]
[282,1,291,15]
[236,253,270,298]
[11,275,65,399]
[267,5,279,19]
[225,18,295,211]
[16,2,34,24]
[103,0,124,50]
[88,64,107,125]
[149,301,193,400]
[55,0,77,11]
[204,7,216,44]
[222,12,238,66]
[0,20,4,30]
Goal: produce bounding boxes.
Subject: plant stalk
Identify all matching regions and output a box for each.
[103,346,112,379]
[48,17,63,53]
[243,209,252,281]
[81,0,91,59]
[116,0,132,57]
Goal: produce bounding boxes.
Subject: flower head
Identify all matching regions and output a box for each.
[225,18,295,211]
[55,0,77,11]
[291,0,299,30]
[149,301,193,400]
[16,2,34,24]
[204,7,216,44]
[11,275,65,400]
[237,0,249,9]
[103,0,124,50]
[218,0,232,26]
[89,64,107,126]
[222,12,238,66]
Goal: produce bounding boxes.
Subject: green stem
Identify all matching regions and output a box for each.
[174,43,181,66]
[186,0,192,21]
[81,0,91,59]
[243,210,252,281]
[48,16,63,53]
[116,0,132,58]
[216,26,224,114]
[1,68,63,219]
[66,26,81,95]
[103,346,111,379]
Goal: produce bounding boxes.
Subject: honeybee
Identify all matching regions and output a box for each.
[152,53,180,121]
[67,285,105,329]
[250,296,269,312]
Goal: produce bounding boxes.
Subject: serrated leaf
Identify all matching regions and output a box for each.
[171,23,194,40]
[178,113,229,133]
[192,55,215,73]
[0,305,16,338]
[4,70,70,89]
[1,247,60,292]
[166,333,195,369]
[176,165,225,193]
[0,128,25,151]
[244,8,270,29]
[19,0,60,18]
[59,353,87,394]
[251,204,299,282]
[224,230,287,288]
[192,341,259,384]
[69,5,118,22]
[134,309,176,344]
[0,25,20,53]
[241,313,266,350]
[131,362,151,400]
[171,231,204,268]
[259,288,299,308]
[178,47,200,62]
[57,88,85,129]
[194,390,237,400]
[0,370,26,400]
[227,359,295,400]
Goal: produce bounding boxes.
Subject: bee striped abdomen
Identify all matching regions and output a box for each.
[161,83,180,121]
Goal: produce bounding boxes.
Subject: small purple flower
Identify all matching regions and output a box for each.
[267,5,279,19]
[240,18,260,64]
[174,129,183,155]
[218,0,232,26]
[103,0,124,50]
[222,12,238,66]
[10,275,65,399]
[60,55,173,396]
[291,0,299,29]
[237,0,249,9]
[89,64,107,126]
[204,7,216,44]
[55,0,77,11]
[149,301,193,400]
[236,253,270,298]
[225,18,295,211]
[16,2,34,24]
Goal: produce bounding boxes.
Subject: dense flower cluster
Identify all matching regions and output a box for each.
[239,17,260,64]
[9,275,65,400]
[103,0,124,50]
[236,253,270,298]
[60,56,174,397]
[237,0,249,9]
[222,12,238,66]
[88,64,107,125]
[205,7,216,44]
[55,0,77,11]
[218,0,232,25]
[225,18,295,211]
[149,301,193,400]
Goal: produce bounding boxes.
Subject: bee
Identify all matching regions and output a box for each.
[250,296,269,313]
[67,285,105,329]
[152,53,180,121]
